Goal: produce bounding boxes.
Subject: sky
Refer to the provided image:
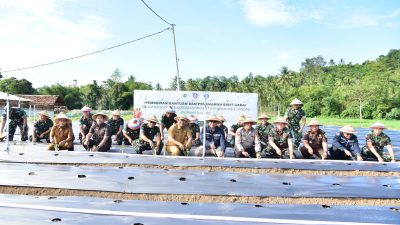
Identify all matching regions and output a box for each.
[0,0,399,89]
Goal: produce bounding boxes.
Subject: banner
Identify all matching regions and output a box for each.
[134,90,259,126]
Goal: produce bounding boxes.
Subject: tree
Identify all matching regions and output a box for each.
[0,77,35,94]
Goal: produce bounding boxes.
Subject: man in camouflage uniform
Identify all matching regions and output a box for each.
[228,114,245,147]
[107,110,124,145]
[330,125,363,161]
[79,106,93,144]
[188,115,201,147]
[31,111,53,143]
[361,122,395,162]
[284,98,306,150]
[1,106,28,141]
[256,113,273,152]
[300,118,328,160]
[266,118,295,159]
[139,115,163,155]
[160,108,177,141]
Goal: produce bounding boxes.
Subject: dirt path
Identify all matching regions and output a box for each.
[1,186,399,207]
[18,162,400,177]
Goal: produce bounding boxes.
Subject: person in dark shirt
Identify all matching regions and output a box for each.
[160,108,177,141]
[300,118,328,160]
[138,115,163,155]
[84,112,112,152]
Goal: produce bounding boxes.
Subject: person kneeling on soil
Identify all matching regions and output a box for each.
[107,110,124,145]
[300,118,328,160]
[235,117,261,158]
[78,106,93,144]
[31,111,53,143]
[329,125,363,161]
[361,122,396,162]
[266,118,295,159]
[84,112,112,152]
[195,115,226,157]
[122,118,141,151]
[166,115,192,156]
[48,113,74,151]
[188,115,201,148]
[138,115,163,155]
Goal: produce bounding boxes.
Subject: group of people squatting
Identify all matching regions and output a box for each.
[0,98,396,162]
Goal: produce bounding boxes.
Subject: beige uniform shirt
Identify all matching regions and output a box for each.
[167,123,192,146]
[235,127,261,152]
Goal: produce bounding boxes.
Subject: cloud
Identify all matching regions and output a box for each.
[240,0,297,26]
[239,0,326,27]
[0,0,110,72]
[335,9,400,29]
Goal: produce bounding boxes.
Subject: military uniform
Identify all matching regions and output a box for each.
[329,132,360,160]
[189,123,201,147]
[123,124,141,145]
[300,129,327,159]
[79,114,93,144]
[161,113,177,130]
[256,123,273,151]
[229,123,242,147]
[361,131,392,161]
[33,118,53,142]
[266,127,293,158]
[2,108,28,141]
[285,108,306,149]
[137,123,163,154]
[84,122,112,152]
[107,117,124,145]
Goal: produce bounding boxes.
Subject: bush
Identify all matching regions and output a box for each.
[385,108,400,120]
[302,102,321,117]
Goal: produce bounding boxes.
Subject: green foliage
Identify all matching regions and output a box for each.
[37,84,82,110]
[0,77,35,94]
[386,108,400,120]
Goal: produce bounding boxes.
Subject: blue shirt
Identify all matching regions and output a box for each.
[332,132,360,154]
[200,125,226,151]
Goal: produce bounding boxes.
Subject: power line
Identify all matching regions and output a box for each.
[1,27,171,73]
[140,0,172,26]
